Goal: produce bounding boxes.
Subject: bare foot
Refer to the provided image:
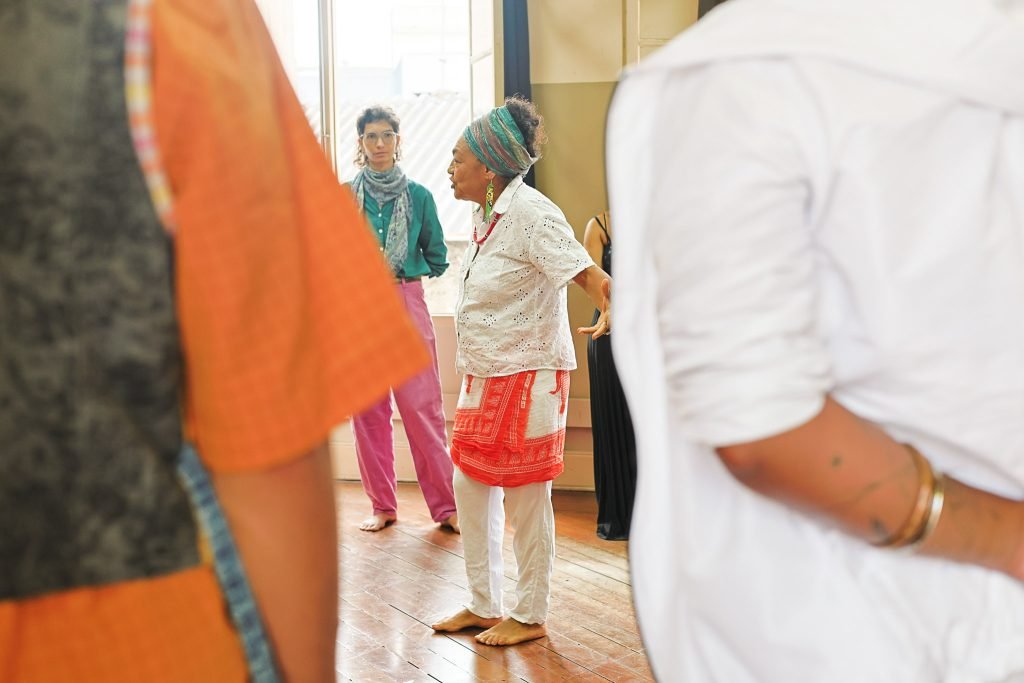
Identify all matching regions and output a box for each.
[440,513,460,534]
[475,618,547,646]
[358,513,396,532]
[431,608,501,633]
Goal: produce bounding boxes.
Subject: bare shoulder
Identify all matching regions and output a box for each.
[584,212,610,244]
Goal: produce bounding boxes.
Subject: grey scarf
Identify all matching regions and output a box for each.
[353,165,411,274]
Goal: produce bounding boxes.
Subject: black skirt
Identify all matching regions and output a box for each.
[587,308,638,540]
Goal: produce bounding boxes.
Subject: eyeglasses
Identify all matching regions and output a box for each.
[361,131,397,145]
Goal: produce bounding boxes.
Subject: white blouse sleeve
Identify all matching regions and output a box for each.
[621,61,834,447]
[525,211,594,286]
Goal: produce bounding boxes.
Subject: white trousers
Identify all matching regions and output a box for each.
[453,467,555,625]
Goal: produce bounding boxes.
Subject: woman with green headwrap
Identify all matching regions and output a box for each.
[431,96,611,646]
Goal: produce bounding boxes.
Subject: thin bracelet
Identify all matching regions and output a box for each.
[872,444,936,549]
[905,472,946,553]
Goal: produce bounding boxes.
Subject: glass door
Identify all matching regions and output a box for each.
[254,0,332,159]
[254,0,494,315]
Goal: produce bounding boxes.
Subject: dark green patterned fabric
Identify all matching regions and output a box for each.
[0,0,199,599]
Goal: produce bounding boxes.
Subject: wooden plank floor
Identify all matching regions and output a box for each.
[335,482,654,682]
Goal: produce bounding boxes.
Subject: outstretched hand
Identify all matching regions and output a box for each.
[577,277,611,340]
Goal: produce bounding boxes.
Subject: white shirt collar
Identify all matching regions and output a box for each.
[632,0,1024,114]
[493,174,524,216]
[994,0,1024,24]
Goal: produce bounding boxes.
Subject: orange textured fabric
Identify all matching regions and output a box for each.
[0,0,429,679]
[0,567,246,682]
[157,0,429,472]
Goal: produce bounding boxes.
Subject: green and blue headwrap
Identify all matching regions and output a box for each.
[463,105,538,178]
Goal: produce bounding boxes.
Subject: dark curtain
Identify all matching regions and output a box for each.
[502,0,535,187]
[698,0,730,18]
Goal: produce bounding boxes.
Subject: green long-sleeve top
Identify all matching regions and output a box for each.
[355,180,449,279]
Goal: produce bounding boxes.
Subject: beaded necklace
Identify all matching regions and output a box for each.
[473,212,503,245]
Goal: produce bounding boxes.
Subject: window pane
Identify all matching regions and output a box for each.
[334,0,476,315]
[254,1,490,316]
[253,0,323,137]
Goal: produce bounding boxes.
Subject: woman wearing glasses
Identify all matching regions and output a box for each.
[431,97,611,646]
[347,105,459,534]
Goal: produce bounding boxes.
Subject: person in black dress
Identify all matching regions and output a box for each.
[584,211,638,540]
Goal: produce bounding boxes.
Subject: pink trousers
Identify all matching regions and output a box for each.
[352,280,456,522]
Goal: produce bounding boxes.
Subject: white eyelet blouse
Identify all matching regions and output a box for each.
[455,175,594,377]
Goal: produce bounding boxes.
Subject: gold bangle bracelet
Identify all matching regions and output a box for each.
[872,444,936,549]
[906,472,946,552]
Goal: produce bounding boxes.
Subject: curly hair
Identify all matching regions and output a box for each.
[354,105,402,168]
[503,95,548,159]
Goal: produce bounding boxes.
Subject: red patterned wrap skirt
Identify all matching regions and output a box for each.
[450,369,570,487]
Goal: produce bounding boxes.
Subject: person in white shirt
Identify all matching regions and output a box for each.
[607,0,1024,680]
[431,96,611,646]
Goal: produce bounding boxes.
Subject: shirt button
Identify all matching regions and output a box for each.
[378,212,383,218]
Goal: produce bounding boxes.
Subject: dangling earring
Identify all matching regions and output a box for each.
[485,181,495,219]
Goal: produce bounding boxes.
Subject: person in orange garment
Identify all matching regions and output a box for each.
[0,0,429,681]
